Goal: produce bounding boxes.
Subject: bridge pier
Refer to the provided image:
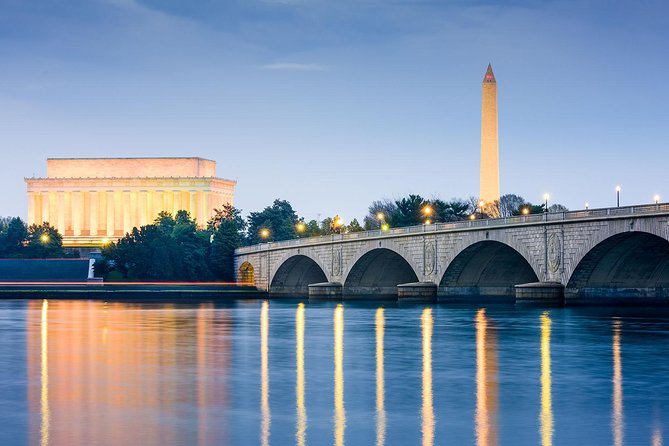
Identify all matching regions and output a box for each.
[397,282,437,302]
[515,282,564,304]
[308,282,343,300]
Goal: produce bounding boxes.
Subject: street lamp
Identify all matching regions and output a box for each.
[654,195,660,205]
[469,214,476,220]
[296,222,305,237]
[40,234,49,244]
[616,186,621,207]
[585,202,589,210]
[380,223,389,232]
[543,193,550,213]
[260,228,270,240]
[521,207,529,215]
[376,212,385,231]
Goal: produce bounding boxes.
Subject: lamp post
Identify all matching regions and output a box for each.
[296,222,305,238]
[40,234,49,244]
[585,202,589,210]
[654,194,661,210]
[615,186,621,207]
[543,193,550,213]
[376,212,386,232]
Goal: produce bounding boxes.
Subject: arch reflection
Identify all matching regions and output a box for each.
[40,299,50,446]
[421,308,434,446]
[376,307,386,446]
[612,319,623,446]
[261,301,270,446]
[540,312,553,446]
[296,303,307,446]
[334,304,346,446]
[475,308,498,446]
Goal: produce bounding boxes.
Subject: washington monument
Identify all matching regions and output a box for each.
[480,63,500,205]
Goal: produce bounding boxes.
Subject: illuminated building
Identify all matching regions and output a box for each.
[25,157,236,247]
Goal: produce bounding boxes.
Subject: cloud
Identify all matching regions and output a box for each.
[262,63,327,71]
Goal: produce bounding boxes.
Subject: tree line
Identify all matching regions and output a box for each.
[0,217,71,258]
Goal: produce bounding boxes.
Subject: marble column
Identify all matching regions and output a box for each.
[41,192,50,225]
[57,192,66,233]
[106,191,115,237]
[139,191,148,227]
[189,191,197,220]
[113,192,122,236]
[27,192,36,226]
[72,191,82,236]
[122,191,131,235]
[173,190,182,215]
[90,191,99,237]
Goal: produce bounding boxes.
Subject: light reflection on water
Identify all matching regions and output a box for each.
[4,299,669,445]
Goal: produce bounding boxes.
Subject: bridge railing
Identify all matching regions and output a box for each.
[235,202,669,255]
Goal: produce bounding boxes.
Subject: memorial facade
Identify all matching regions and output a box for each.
[26,157,236,247]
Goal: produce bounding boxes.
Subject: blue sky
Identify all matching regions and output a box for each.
[1,0,667,222]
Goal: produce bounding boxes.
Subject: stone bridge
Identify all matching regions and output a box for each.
[234,203,669,303]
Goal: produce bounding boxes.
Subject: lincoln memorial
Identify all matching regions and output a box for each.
[25,157,236,247]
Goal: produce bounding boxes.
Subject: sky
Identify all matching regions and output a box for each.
[1,0,668,223]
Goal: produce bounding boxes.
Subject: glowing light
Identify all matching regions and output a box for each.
[261,301,271,446]
[616,185,622,192]
[296,303,307,446]
[521,208,530,215]
[422,206,433,216]
[613,319,623,446]
[296,222,306,233]
[381,223,389,232]
[376,212,385,221]
[475,308,498,446]
[424,219,431,225]
[470,214,476,220]
[260,228,270,239]
[334,304,346,446]
[421,308,434,446]
[654,195,661,204]
[585,202,590,210]
[40,299,50,446]
[652,428,662,446]
[101,238,110,245]
[540,312,553,446]
[543,193,550,201]
[334,217,344,228]
[40,234,49,243]
[376,308,386,446]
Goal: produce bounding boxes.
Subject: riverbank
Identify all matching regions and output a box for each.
[0,283,265,299]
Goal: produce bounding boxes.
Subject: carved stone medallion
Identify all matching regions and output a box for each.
[547,233,561,273]
[424,242,436,275]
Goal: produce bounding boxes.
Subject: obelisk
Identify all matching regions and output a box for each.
[480,63,500,205]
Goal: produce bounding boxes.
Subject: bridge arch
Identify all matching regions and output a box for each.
[270,254,328,297]
[439,240,539,299]
[343,247,419,298]
[566,231,669,299]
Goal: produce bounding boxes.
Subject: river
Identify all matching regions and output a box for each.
[1,299,667,445]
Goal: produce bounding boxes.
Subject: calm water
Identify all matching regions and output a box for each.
[1,299,668,446]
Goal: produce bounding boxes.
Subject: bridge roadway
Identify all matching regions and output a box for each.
[234,203,669,304]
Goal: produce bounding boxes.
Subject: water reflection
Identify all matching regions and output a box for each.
[296,303,307,446]
[421,308,434,446]
[261,301,270,446]
[40,300,49,446]
[334,304,346,446]
[653,428,662,446]
[375,307,386,446]
[540,312,553,446]
[475,309,498,446]
[612,319,623,446]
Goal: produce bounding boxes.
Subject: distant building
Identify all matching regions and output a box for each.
[25,157,236,247]
[480,63,500,205]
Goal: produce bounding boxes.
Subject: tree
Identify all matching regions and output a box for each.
[210,205,244,281]
[24,223,65,258]
[548,204,569,213]
[247,199,298,245]
[347,218,364,233]
[499,194,527,217]
[432,198,473,222]
[208,204,247,235]
[0,217,28,257]
[393,194,427,227]
[363,199,397,230]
